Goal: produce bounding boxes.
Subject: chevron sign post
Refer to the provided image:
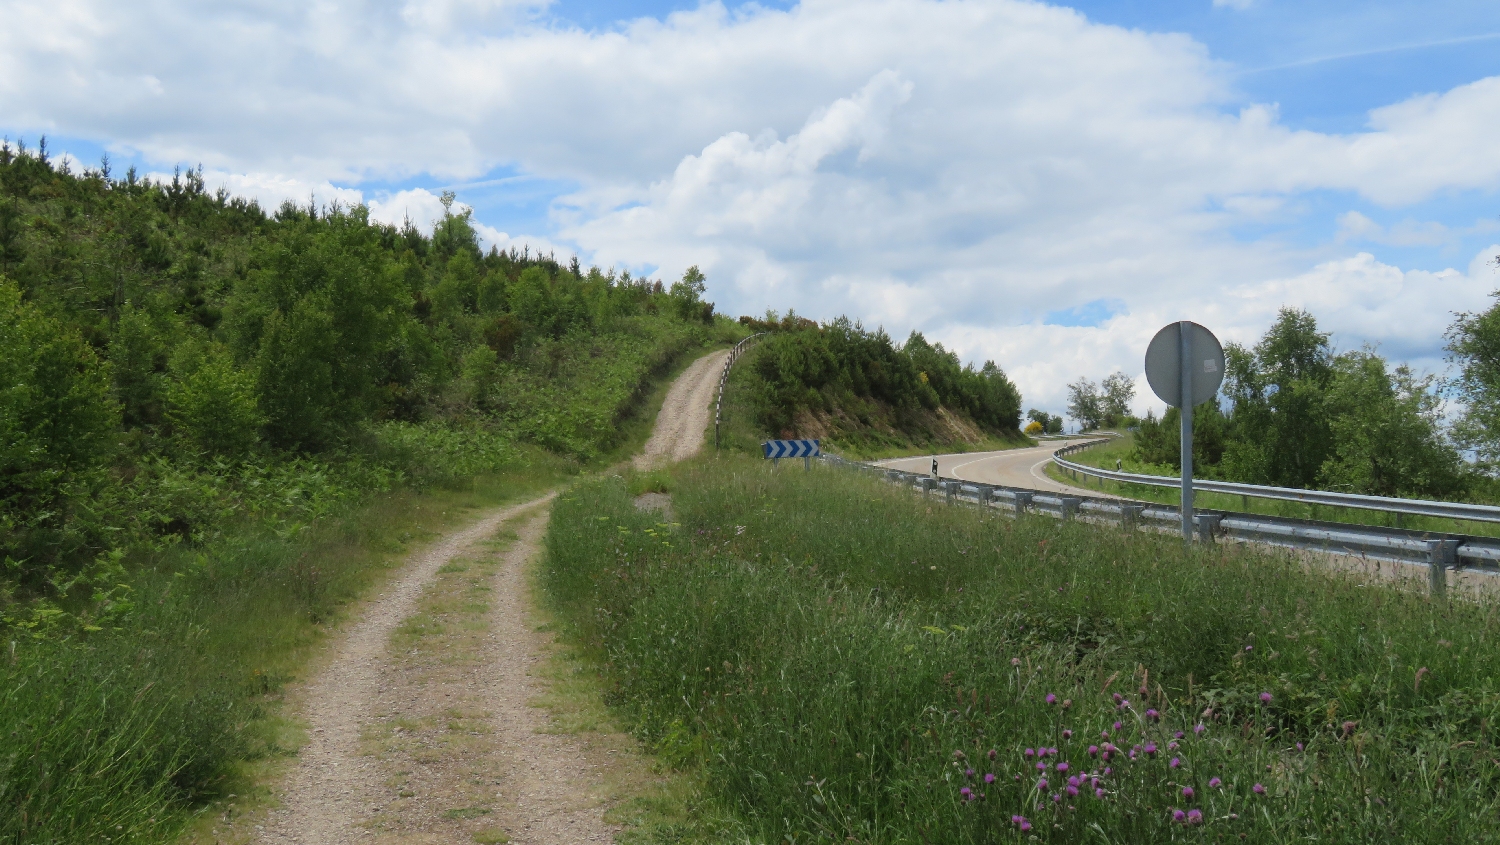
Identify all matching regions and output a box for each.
[763,439,821,469]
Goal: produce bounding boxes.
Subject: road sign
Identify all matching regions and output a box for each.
[1144,321,1224,544]
[763,439,821,459]
[1144,321,1224,408]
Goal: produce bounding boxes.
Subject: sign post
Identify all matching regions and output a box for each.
[1144,322,1224,543]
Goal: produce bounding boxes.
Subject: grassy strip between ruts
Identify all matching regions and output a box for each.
[543,457,1500,844]
[1050,433,1500,540]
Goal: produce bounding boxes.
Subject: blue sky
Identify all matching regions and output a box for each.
[4,0,1499,416]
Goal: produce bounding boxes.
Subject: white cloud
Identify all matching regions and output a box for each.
[7,0,1500,418]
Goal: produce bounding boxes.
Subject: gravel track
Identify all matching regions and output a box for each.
[634,348,730,469]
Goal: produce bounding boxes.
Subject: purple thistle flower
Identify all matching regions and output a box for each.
[1095,787,1106,798]
[1100,730,1109,739]
[1172,809,1186,822]
[1046,693,1057,705]
[1103,767,1112,775]
[1194,723,1206,735]
[1052,793,1062,803]
[960,786,973,800]
[965,768,975,778]
[1113,693,1123,703]
[1019,818,1031,831]
[1011,814,1023,825]
[1182,786,1194,799]
[1063,729,1073,740]
[1036,761,1046,771]
[1025,748,1035,758]
[1038,779,1049,791]
[1174,731,1184,740]
[1088,745,1099,757]
[988,748,997,760]
[1260,692,1273,704]
[1167,741,1179,750]
[1143,743,1157,756]
[1146,708,1159,721]
[1187,809,1203,825]
[1253,783,1266,794]
[1245,645,1253,652]
[1296,742,1304,752]
[1113,721,1123,732]
[984,773,996,784]
[1066,785,1079,797]
[1068,776,1080,788]
[1056,762,1069,772]
[1209,777,1222,788]
[1170,757,1180,768]
[1128,749,1137,760]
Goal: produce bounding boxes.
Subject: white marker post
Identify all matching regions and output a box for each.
[1145,321,1225,543]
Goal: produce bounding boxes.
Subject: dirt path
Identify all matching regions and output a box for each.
[253,350,728,845]
[634,348,730,469]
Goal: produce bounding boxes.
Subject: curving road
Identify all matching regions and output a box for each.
[873,438,1113,497]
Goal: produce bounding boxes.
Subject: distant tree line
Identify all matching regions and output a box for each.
[1129,307,1478,500]
[746,313,1023,438]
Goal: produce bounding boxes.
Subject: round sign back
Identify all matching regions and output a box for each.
[1144,321,1224,408]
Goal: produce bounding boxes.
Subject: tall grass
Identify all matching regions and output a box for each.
[544,458,1500,843]
[0,449,574,844]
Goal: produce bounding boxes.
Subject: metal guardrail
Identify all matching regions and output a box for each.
[818,454,1499,596]
[714,333,766,449]
[1051,440,1500,526]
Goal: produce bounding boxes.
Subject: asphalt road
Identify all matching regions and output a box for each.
[873,438,1113,497]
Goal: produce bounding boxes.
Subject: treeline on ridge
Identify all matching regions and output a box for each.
[740,312,1023,445]
[1,138,730,598]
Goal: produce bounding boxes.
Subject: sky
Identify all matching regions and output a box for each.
[4,0,1499,423]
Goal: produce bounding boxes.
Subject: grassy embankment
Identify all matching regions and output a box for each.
[1050,433,1500,539]
[0,328,741,845]
[713,342,1031,461]
[543,456,1500,843]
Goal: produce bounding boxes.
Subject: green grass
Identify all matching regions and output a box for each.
[542,456,1500,844]
[1053,433,1500,539]
[0,450,575,845]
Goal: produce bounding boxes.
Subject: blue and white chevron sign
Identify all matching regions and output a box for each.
[763,439,821,459]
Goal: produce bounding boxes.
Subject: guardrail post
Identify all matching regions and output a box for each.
[1196,514,1222,543]
[1061,497,1082,521]
[1427,539,1458,597]
[1120,504,1144,529]
[977,486,992,507]
[1014,491,1032,516]
[919,477,935,496]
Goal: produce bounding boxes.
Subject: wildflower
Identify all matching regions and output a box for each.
[1170,757,1180,768]
[1146,708,1159,721]
[1066,784,1079,797]
[1056,762,1069,772]
[960,787,973,801]
[1088,745,1099,757]
[1259,692,1272,704]
[988,749,997,760]
[1253,783,1266,794]
[1100,730,1109,739]
[1112,693,1123,703]
[1052,793,1062,803]
[1167,741,1179,750]
[1245,645,1253,652]
[1143,743,1157,757]
[1172,809,1186,822]
[1103,767,1112,776]
[1019,817,1032,831]
[1011,657,1021,665]
[1063,729,1073,740]
[1341,720,1357,738]
[1187,809,1203,825]
[1025,748,1035,758]
[1128,749,1137,760]
[965,768,975,779]
[1095,787,1106,798]
[1209,777,1222,788]
[1046,693,1057,705]
[1139,685,1149,696]
[1194,723,1206,735]
[1036,761,1046,771]
[1295,743,1304,752]
[1182,786,1194,799]
[984,773,996,784]
[1174,731,1184,739]
[1113,721,1123,732]
[1068,776,1080,788]
[1038,779,1049,791]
